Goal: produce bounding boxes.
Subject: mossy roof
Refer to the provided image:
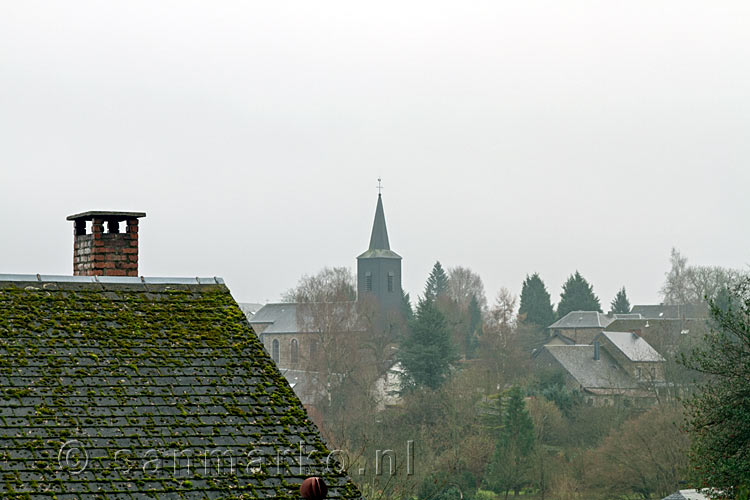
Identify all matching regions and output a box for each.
[0,277,362,500]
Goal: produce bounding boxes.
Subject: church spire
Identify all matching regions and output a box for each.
[368,193,391,250]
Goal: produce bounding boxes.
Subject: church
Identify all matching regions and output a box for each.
[248,191,404,405]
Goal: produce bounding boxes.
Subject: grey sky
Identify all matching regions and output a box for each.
[1,1,748,307]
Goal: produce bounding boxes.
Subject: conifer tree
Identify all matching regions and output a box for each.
[518,273,556,327]
[400,289,414,321]
[484,386,535,499]
[610,287,631,314]
[424,261,449,303]
[682,278,750,495]
[397,298,458,392]
[557,271,602,318]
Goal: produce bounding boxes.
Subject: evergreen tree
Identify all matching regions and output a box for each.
[518,273,556,327]
[681,278,750,495]
[397,298,458,392]
[484,386,535,499]
[610,287,631,314]
[557,271,602,318]
[400,289,414,321]
[465,294,482,359]
[424,261,449,303]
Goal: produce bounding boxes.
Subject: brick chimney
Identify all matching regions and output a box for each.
[67,211,146,276]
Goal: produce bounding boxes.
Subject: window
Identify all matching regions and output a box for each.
[636,367,641,380]
[365,272,372,292]
[310,339,318,360]
[650,367,656,379]
[271,339,280,364]
[290,339,299,365]
[387,272,394,292]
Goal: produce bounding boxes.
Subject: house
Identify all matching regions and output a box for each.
[547,311,615,344]
[594,331,666,383]
[534,330,665,407]
[0,211,362,500]
[604,317,709,357]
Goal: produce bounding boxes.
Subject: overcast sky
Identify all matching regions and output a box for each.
[1,1,748,307]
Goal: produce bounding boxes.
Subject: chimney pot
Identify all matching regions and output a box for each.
[67,211,146,277]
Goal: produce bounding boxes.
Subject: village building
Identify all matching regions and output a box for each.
[534,329,665,407]
[631,303,708,319]
[604,317,709,357]
[249,194,404,412]
[0,211,362,500]
[546,311,617,344]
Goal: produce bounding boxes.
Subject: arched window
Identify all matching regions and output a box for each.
[365,272,373,292]
[290,338,299,365]
[271,339,280,364]
[387,272,394,292]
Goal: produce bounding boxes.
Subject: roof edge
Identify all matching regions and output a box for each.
[0,274,224,285]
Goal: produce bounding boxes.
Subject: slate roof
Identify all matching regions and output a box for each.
[249,303,303,335]
[540,345,638,391]
[631,303,708,319]
[661,490,710,500]
[547,311,614,330]
[0,275,361,500]
[597,331,665,362]
[612,313,643,320]
[249,303,361,336]
[237,303,265,320]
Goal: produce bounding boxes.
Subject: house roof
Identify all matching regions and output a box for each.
[548,311,614,330]
[541,345,639,390]
[0,275,361,500]
[661,490,710,500]
[598,331,666,362]
[631,303,708,319]
[612,313,643,320]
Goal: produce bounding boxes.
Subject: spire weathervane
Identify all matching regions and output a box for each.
[377,177,383,195]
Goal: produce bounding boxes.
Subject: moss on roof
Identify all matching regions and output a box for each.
[0,280,362,500]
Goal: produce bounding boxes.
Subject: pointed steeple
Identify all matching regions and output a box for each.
[357,189,402,311]
[368,194,390,250]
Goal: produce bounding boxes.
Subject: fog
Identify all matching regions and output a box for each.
[1,1,749,304]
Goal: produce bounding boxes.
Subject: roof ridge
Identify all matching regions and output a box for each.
[0,274,224,285]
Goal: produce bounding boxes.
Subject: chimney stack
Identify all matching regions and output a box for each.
[67,211,146,277]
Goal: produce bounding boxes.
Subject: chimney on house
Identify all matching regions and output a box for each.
[593,340,600,361]
[67,211,146,277]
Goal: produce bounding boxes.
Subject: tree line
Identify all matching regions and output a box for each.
[279,249,748,499]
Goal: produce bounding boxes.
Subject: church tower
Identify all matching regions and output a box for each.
[357,192,402,311]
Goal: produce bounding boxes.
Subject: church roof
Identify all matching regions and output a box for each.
[0,275,361,500]
[357,194,401,260]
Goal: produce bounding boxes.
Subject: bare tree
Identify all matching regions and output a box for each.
[448,266,488,312]
[660,248,743,305]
